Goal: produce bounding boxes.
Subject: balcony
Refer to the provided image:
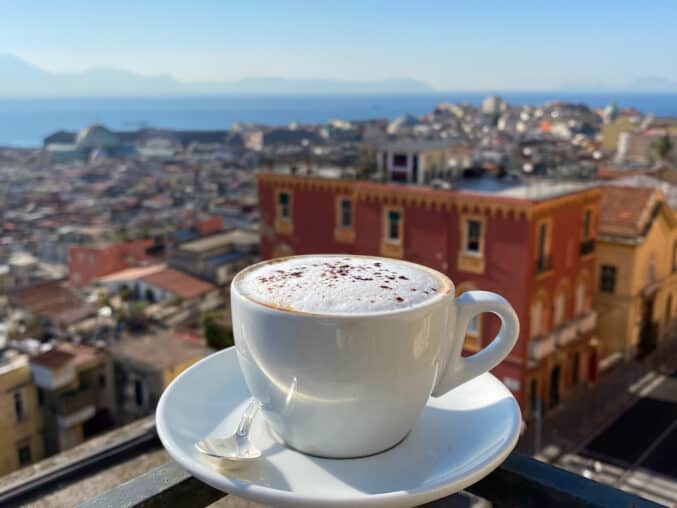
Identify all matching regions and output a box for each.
[0,413,662,508]
[578,310,597,335]
[55,386,96,428]
[535,255,551,275]
[529,332,556,361]
[79,454,661,508]
[580,238,595,256]
[555,320,579,347]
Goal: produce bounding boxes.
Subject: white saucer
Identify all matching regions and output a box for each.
[156,347,521,508]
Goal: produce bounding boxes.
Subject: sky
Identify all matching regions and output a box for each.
[1,0,676,90]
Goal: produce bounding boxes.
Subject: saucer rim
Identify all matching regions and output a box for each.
[156,347,521,508]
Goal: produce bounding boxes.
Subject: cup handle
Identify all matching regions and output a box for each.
[431,290,519,397]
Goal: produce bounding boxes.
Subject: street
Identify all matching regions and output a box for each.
[557,370,677,506]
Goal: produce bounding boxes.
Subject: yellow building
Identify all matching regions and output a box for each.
[109,330,210,423]
[29,343,116,455]
[0,350,44,476]
[596,187,677,360]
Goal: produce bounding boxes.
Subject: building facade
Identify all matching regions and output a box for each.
[256,173,602,417]
[68,239,155,288]
[376,140,473,184]
[109,330,210,423]
[29,343,115,455]
[596,187,677,360]
[0,351,44,475]
[168,230,258,286]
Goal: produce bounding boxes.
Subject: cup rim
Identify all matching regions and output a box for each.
[231,254,454,318]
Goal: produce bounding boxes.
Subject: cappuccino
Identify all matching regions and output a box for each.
[236,255,449,314]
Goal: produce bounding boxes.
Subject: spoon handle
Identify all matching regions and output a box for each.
[236,399,262,437]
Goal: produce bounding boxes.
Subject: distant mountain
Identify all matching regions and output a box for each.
[627,77,677,92]
[0,54,435,96]
[561,76,677,92]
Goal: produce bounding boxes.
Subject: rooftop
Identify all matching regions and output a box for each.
[599,186,660,238]
[207,252,249,266]
[454,174,594,200]
[99,263,166,283]
[141,267,215,299]
[260,172,599,205]
[178,229,258,253]
[0,350,28,376]
[30,348,75,370]
[7,280,95,324]
[376,138,463,152]
[109,330,211,370]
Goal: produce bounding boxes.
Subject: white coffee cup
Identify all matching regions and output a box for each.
[231,255,519,458]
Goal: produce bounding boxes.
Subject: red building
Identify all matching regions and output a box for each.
[257,173,602,416]
[68,239,155,288]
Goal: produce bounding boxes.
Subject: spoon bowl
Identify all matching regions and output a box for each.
[195,399,262,462]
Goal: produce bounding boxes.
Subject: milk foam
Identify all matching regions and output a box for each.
[237,256,447,314]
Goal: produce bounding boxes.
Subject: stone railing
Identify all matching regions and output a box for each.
[578,310,597,335]
[529,332,556,361]
[555,320,578,347]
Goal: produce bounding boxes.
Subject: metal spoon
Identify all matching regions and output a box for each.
[195,399,262,461]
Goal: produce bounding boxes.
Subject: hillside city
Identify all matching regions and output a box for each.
[1,95,677,506]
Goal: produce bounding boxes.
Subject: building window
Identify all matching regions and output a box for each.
[600,265,617,293]
[37,388,44,407]
[530,299,543,338]
[339,198,352,228]
[14,392,24,422]
[278,191,290,220]
[134,380,144,407]
[392,153,408,168]
[673,240,677,272]
[530,379,539,415]
[571,351,580,386]
[583,209,592,240]
[575,281,586,315]
[535,220,551,273]
[465,220,482,254]
[554,291,566,327]
[386,209,401,243]
[17,444,31,467]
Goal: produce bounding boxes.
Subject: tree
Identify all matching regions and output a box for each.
[119,284,133,301]
[654,134,673,160]
[202,314,234,350]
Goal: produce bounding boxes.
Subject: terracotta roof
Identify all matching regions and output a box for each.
[599,187,658,237]
[8,281,91,323]
[99,264,165,283]
[55,342,105,369]
[140,268,214,299]
[30,349,75,369]
[109,330,210,370]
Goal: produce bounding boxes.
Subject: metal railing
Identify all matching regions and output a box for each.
[79,453,662,508]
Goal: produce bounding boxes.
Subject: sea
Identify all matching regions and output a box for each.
[0,92,676,148]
